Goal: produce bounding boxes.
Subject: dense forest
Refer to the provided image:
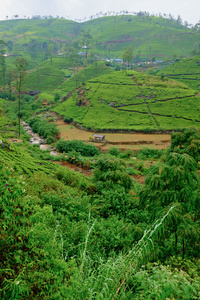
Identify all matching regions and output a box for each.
[0,14,200,299]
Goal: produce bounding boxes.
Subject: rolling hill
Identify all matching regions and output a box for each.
[82,15,199,58]
[0,14,199,65]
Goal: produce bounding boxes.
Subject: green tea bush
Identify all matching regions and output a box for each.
[63,116,73,123]
[120,149,135,158]
[137,148,164,159]
[108,147,122,157]
[126,166,139,175]
[56,139,100,157]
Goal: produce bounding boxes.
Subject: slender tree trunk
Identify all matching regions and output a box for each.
[175,228,178,254]
[18,92,20,137]
[18,82,21,137]
[8,84,11,100]
[182,239,185,259]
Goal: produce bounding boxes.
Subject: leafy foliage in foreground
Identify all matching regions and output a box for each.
[0,142,58,175]
[128,262,200,299]
[170,126,200,161]
[0,162,78,299]
[1,127,200,299]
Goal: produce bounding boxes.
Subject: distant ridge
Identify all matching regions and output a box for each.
[0,14,199,61]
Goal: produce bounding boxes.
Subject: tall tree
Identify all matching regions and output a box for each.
[68,45,79,88]
[48,44,53,64]
[14,58,28,137]
[28,39,39,67]
[5,70,13,100]
[121,47,134,69]
[0,40,7,94]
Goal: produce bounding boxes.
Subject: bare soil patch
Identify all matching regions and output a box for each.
[131,174,146,184]
[7,138,23,143]
[55,120,171,151]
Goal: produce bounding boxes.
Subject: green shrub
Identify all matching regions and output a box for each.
[128,263,200,299]
[56,139,100,157]
[12,120,17,126]
[126,166,138,175]
[46,136,54,144]
[108,147,122,157]
[120,149,135,158]
[28,117,59,143]
[54,92,60,102]
[93,156,133,192]
[64,116,73,123]
[170,127,200,161]
[137,148,164,159]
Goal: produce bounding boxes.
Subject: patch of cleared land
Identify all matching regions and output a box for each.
[56,121,171,151]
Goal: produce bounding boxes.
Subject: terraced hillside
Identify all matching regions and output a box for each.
[22,60,114,98]
[0,142,58,175]
[54,70,200,131]
[157,56,200,91]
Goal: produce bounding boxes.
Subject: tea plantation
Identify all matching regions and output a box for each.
[157,56,200,91]
[54,70,200,131]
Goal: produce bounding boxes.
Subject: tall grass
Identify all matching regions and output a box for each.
[68,205,176,299]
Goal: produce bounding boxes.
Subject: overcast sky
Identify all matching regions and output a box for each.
[0,0,199,25]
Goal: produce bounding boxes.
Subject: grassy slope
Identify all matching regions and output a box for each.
[54,70,200,131]
[54,61,114,95]
[82,15,199,58]
[26,61,113,101]
[0,18,77,69]
[157,56,200,91]
[23,57,70,92]
[0,18,76,44]
[12,57,112,95]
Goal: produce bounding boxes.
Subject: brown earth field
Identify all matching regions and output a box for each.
[56,120,171,151]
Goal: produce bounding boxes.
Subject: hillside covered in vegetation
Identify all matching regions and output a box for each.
[157,55,200,91]
[0,14,199,64]
[54,70,200,131]
[1,103,200,299]
[1,12,200,298]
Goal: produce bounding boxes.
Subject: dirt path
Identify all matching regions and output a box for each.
[132,75,160,128]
